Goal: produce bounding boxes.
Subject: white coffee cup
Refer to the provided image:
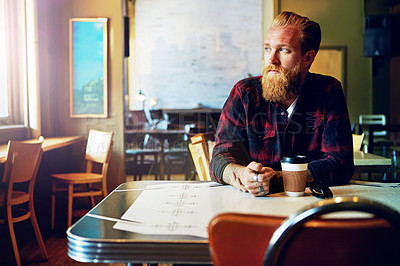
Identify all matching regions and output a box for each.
[281,156,308,197]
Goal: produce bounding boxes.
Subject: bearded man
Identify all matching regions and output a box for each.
[210,11,354,197]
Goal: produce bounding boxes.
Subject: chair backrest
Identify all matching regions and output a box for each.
[359,114,387,137]
[208,213,284,266]
[85,130,114,174]
[264,197,400,266]
[188,133,211,181]
[129,110,149,129]
[352,133,364,151]
[2,140,43,195]
[149,109,163,121]
[190,133,207,145]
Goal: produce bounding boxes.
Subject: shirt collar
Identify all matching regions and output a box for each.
[286,96,299,118]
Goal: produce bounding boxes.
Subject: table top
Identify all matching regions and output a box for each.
[67,180,400,264]
[125,129,187,135]
[161,108,222,114]
[0,136,85,163]
[353,151,392,166]
[353,150,392,174]
[125,148,188,155]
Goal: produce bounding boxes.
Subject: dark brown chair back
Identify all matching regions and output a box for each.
[208,212,284,266]
[264,197,400,266]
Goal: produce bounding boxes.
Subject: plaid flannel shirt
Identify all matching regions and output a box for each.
[210,72,354,186]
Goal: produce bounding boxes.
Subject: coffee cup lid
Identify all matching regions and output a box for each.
[281,155,308,164]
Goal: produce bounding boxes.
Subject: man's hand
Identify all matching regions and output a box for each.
[223,162,277,197]
[228,172,247,192]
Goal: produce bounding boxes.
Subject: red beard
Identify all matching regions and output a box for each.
[262,62,302,104]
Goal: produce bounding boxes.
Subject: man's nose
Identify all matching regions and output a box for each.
[267,51,279,65]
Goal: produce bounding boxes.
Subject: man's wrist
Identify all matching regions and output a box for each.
[222,163,245,184]
[306,170,314,183]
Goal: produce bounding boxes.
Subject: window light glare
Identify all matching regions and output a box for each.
[0,0,9,118]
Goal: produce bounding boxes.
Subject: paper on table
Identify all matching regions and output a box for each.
[113,182,222,238]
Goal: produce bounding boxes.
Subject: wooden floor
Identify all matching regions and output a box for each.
[0,223,127,266]
[0,175,187,266]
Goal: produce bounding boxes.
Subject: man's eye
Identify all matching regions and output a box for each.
[281,48,289,52]
[264,47,271,52]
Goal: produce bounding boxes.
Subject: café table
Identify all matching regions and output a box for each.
[67,180,400,265]
[353,150,392,174]
[0,135,85,163]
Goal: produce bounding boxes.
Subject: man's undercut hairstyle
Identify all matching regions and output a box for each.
[271,11,321,55]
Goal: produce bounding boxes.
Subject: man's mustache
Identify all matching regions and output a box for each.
[264,65,283,73]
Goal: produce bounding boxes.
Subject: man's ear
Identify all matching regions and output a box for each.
[304,50,316,68]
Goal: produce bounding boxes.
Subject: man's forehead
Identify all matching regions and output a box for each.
[264,26,301,47]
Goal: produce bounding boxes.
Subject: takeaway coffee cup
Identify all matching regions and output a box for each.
[281,155,308,197]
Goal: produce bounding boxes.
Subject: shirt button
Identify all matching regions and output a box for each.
[281,112,285,116]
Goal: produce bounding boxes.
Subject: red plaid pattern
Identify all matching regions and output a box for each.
[210,73,354,186]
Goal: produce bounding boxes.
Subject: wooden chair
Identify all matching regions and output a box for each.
[188,133,212,181]
[51,129,114,229]
[264,197,400,266]
[126,110,149,130]
[208,213,284,266]
[352,133,364,151]
[0,138,48,266]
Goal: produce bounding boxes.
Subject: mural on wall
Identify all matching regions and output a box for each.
[70,18,108,118]
[130,0,262,110]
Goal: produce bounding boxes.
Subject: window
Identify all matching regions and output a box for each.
[0,0,31,142]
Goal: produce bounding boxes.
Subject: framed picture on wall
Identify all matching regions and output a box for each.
[69,18,108,118]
